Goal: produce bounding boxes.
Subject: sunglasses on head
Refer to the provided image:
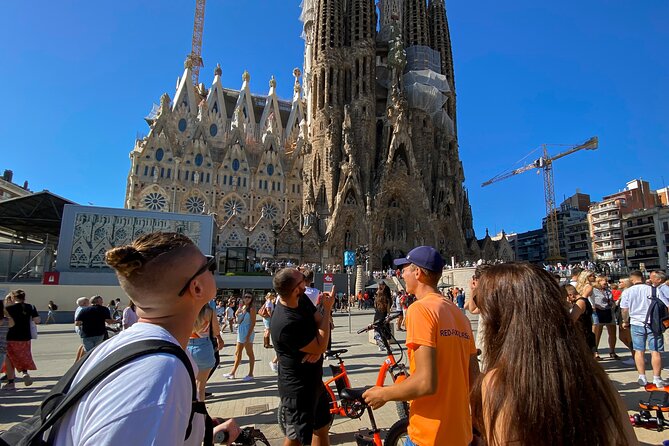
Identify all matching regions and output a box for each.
[177,255,216,297]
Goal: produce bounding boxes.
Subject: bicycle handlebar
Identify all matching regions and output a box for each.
[356,311,403,334]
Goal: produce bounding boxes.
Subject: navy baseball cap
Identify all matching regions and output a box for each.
[393,246,445,272]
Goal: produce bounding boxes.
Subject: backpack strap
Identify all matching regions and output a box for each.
[29,340,202,445]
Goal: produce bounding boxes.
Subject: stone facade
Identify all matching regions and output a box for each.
[125,0,490,269]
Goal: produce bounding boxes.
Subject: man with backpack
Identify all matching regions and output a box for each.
[0,232,240,445]
[620,270,669,388]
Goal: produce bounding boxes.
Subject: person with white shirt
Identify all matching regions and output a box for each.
[50,232,240,445]
[620,270,669,388]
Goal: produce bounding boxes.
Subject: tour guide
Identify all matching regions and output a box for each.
[363,246,479,446]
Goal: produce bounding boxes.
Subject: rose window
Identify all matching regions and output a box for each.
[143,192,167,211]
[223,199,244,217]
[185,196,206,214]
[261,203,278,220]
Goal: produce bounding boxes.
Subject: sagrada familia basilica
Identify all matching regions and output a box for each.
[124,0,513,268]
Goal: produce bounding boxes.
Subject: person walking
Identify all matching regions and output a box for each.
[469,263,637,445]
[45,300,58,324]
[3,289,40,390]
[122,299,138,330]
[621,270,669,388]
[372,284,390,352]
[0,299,15,391]
[187,303,223,401]
[271,268,334,446]
[75,295,120,352]
[259,293,275,349]
[363,246,479,446]
[225,297,236,333]
[223,293,256,381]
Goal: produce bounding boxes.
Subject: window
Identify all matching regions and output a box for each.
[223,175,227,185]
[156,148,164,161]
[195,154,203,166]
[178,118,187,132]
[167,168,171,179]
[232,159,240,171]
[210,124,218,137]
[185,196,205,214]
[143,166,149,176]
[143,192,167,211]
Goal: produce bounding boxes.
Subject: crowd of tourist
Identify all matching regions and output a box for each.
[3,232,669,445]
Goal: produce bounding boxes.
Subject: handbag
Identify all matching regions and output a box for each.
[258,304,270,319]
[30,320,38,339]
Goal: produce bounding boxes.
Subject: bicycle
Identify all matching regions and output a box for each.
[278,312,410,445]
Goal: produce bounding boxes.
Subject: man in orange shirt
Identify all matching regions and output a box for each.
[363,246,479,446]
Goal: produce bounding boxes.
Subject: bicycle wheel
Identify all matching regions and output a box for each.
[277,391,335,435]
[391,372,409,419]
[395,401,409,419]
[384,418,410,446]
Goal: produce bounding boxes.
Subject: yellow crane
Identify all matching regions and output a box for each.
[481,136,599,261]
[185,0,206,86]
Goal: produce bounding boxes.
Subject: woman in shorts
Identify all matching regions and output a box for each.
[186,304,222,400]
[223,293,256,381]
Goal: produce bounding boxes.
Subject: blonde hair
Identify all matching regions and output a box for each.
[193,304,213,333]
[575,270,594,295]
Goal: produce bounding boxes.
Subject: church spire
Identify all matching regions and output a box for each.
[404,0,430,47]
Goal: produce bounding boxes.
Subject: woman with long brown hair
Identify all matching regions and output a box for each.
[471,263,637,446]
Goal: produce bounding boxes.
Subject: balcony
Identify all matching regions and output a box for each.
[624,229,656,240]
[625,218,655,229]
[592,213,620,223]
[593,222,621,231]
[594,243,623,252]
[593,202,619,212]
[593,233,623,242]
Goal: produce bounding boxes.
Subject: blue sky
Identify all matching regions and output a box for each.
[1,1,667,238]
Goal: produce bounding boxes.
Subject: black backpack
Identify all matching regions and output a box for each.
[644,286,669,337]
[0,339,213,446]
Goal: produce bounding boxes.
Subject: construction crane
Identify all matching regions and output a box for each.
[481,136,599,261]
[185,0,206,86]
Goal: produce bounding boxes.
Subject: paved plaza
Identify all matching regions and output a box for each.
[1,310,667,445]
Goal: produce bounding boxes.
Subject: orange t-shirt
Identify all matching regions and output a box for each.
[405,292,476,446]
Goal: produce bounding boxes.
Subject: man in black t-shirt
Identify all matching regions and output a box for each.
[271,268,335,446]
[75,295,120,352]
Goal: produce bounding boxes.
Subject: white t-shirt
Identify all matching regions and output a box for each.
[52,323,204,446]
[620,284,669,327]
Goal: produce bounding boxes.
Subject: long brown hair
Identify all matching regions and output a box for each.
[471,263,629,445]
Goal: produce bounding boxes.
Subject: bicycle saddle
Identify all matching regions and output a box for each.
[340,387,369,403]
[325,349,347,357]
